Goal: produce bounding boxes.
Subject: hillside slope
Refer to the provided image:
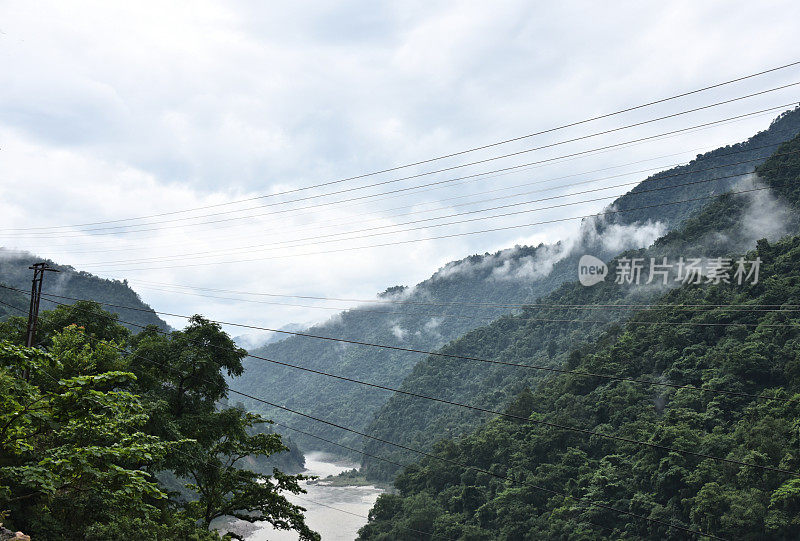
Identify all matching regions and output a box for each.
[357,231,800,540]
[0,285,29,320]
[0,250,168,331]
[360,132,800,480]
[237,108,800,454]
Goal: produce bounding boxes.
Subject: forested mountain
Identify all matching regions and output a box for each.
[356,135,800,539]
[358,235,800,540]
[0,250,168,331]
[361,133,800,480]
[235,107,800,454]
[607,107,800,228]
[0,285,28,321]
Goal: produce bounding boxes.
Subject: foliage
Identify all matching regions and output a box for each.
[358,233,800,540]
[360,131,800,480]
[0,306,317,540]
[0,332,173,537]
[234,107,800,456]
[0,287,28,322]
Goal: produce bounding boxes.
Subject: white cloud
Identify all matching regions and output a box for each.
[390,323,408,341]
[1,0,799,330]
[584,216,669,255]
[738,174,794,244]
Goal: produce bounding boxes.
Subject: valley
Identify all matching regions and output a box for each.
[3,15,800,538]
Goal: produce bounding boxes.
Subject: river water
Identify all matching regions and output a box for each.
[246,452,384,541]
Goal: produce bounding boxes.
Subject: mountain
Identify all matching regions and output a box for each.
[235,107,800,454]
[357,229,800,540]
[360,132,800,481]
[233,323,308,351]
[0,253,308,477]
[0,284,29,320]
[606,107,800,229]
[0,249,168,331]
[357,130,800,540]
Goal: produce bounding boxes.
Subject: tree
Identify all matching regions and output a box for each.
[130,315,319,539]
[181,408,319,539]
[1,306,318,540]
[0,331,173,538]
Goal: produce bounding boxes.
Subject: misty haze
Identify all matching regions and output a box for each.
[2,3,800,540]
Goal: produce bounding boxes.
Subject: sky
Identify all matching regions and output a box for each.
[1,0,800,335]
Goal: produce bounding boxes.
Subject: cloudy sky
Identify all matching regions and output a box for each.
[1,0,799,334]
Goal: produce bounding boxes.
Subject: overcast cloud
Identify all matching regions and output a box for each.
[1,0,799,333]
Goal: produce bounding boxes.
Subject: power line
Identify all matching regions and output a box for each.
[29,286,800,332]
[10,60,800,232]
[21,132,786,264]
[81,180,790,271]
[78,157,798,267]
[125,279,800,311]
[6,99,798,239]
[107,146,780,246]
[6,286,795,405]
[11,291,799,474]
[84,174,739,266]
[236,353,800,475]
[127,284,800,322]
[22,117,786,255]
[222,387,723,539]
[17,284,800,334]
[18,153,700,254]
[13,142,745,254]
[0,297,726,539]
[5,140,724,255]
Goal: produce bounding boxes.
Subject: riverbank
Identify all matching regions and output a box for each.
[309,468,393,489]
[228,452,385,540]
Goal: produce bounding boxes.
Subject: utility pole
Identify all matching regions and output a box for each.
[25,262,60,348]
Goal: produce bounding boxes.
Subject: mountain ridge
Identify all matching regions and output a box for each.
[359,133,800,480]
[237,107,800,455]
[0,249,168,331]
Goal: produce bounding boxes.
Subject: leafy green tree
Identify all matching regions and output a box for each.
[130,316,319,539]
[181,408,318,539]
[0,332,173,538]
[1,308,318,540]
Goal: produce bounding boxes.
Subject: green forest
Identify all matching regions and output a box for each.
[2,109,799,540]
[357,234,800,540]
[360,130,800,481]
[0,303,317,540]
[235,107,800,456]
[355,136,800,537]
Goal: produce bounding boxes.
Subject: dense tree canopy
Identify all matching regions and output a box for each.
[361,131,800,481]
[0,305,317,540]
[358,234,800,540]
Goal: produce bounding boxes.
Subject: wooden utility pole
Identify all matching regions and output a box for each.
[25,262,59,348]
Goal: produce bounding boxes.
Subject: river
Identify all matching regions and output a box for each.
[244,452,384,540]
